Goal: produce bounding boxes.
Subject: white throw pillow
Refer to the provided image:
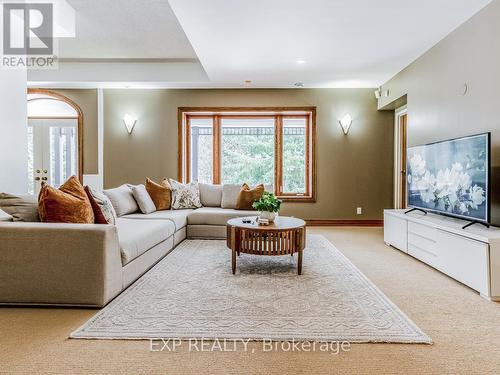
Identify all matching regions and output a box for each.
[169,179,202,210]
[103,184,139,217]
[131,184,156,214]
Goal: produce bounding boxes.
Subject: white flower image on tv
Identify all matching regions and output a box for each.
[408,153,486,216]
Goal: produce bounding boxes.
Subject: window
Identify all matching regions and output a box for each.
[187,117,213,184]
[27,90,81,195]
[221,117,275,185]
[179,108,315,201]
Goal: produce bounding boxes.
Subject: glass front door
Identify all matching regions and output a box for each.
[28,119,78,195]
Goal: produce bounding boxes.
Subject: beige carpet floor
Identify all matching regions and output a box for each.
[1,227,500,374]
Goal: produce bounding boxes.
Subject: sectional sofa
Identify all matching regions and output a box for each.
[0,183,266,307]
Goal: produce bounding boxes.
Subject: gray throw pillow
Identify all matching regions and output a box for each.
[131,184,156,214]
[103,185,139,217]
[0,193,40,222]
[199,183,223,207]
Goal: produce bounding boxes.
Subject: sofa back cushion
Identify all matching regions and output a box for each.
[236,183,265,210]
[221,184,241,209]
[199,183,222,207]
[0,193,40,222]
[131,184,157,214]
[104,185,139,217]
[145,178,171,210]
[38,176,94,223]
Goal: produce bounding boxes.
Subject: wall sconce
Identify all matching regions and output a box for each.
[339,114,352,135]
[374,87,382,99]
[123,114,137,134]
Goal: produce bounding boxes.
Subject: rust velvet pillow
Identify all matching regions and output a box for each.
[236,183,265,210]
[38,176,94,224]
[145,178,172,210]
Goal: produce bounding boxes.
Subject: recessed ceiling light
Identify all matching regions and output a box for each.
[294,82,304,87]
[296,60,306,64]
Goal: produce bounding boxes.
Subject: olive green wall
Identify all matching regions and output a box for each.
[46,89,99,175]
[103,89,394,220]
[378,0,500,225]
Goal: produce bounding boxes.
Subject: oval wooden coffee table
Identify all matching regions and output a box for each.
[226,216,306,275]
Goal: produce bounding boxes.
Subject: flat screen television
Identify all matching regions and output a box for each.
[407,133,490,223]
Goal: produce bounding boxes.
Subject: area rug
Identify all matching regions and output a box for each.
[71,235,431,343]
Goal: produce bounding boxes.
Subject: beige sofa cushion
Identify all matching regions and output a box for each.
[121,209,193,231]
[0,193,40,222]
[221,184,241,209]
[187,207,258,226]
[104,185,139,217]
[187,224,227,239]
[115,218,175,265]
[199,183,222,207]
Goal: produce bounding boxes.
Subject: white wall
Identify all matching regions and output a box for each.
[0,69,28,194]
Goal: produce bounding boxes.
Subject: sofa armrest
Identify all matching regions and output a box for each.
[0,222,123,307]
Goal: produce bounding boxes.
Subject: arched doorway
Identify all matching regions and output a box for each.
[27,88,83,194]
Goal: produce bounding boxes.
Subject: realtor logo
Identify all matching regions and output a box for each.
[3,3,53,55]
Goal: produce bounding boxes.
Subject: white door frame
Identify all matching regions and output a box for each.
[394,105,408,209]
[28,118,78,194]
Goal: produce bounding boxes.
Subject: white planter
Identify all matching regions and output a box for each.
[259,211,276,222]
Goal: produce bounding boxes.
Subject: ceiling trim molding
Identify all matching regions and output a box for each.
[58,58,200,64]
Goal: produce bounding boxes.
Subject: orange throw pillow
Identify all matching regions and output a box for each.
[236,183,265,210]
[38,176,94,224]
[145,178,171,210]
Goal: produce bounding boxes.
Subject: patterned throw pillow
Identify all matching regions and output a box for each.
[169,179,202,210]
[85,186,117,225]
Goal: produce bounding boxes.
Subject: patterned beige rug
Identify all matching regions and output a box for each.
[71,235,431,343]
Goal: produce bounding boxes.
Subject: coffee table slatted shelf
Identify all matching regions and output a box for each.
[226,216,306,274]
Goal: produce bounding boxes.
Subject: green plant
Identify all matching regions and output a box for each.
[252,192,281,213]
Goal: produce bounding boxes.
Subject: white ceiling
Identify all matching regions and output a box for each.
[34,0,492,88]
[59,0,197,58]
[168,0,492,88]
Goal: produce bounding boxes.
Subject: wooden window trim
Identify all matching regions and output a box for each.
[179,107,316,202]
[213,115,221,184]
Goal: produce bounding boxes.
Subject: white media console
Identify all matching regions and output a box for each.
[384,209,500,301]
